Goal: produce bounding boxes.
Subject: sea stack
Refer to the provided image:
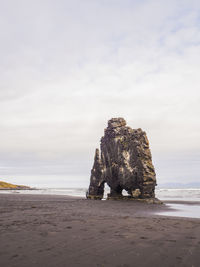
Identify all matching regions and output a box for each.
[87,118,160,203]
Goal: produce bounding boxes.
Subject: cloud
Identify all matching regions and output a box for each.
[0,0,200,185]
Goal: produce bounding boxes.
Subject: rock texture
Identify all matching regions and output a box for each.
[87,118,159,202]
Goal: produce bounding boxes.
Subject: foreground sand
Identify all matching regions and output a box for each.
[0,194,199,267]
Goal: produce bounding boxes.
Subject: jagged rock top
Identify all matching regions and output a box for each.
[107,118,127,129]
[104,118,145,139]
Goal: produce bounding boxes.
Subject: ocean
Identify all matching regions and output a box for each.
[1,187,200,200]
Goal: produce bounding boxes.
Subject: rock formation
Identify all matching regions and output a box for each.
[87,118,159,202]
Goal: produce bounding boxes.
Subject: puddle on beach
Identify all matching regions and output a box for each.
[157,203,200,219]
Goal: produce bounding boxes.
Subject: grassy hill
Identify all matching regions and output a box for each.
[0,181,30,189]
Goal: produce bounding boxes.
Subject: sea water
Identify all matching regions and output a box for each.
[1,187,200,200]
[156,188,200,202]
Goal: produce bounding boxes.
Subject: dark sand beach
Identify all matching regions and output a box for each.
[0,194,199,267]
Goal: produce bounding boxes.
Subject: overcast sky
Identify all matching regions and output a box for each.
[1,0,200,187]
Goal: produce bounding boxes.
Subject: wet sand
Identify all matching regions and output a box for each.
[0,194,199,267]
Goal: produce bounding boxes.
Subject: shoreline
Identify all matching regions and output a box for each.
[1,191,200,219]
[0,194,199,267]
[1,190,200,205]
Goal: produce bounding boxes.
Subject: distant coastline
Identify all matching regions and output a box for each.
[0,180,33,190]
